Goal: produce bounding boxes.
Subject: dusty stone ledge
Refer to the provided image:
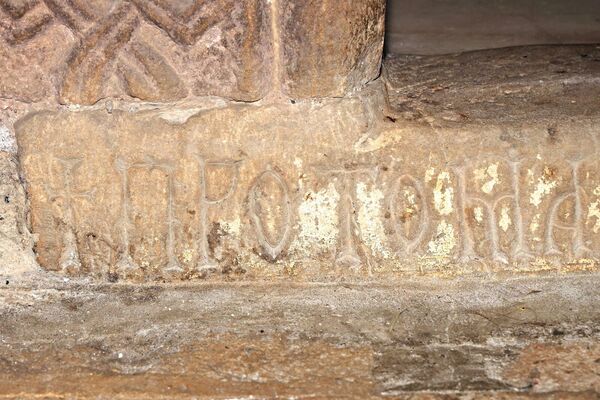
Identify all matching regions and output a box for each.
[1,274,599,398]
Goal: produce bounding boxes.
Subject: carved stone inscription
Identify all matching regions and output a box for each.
[16,103,600,281]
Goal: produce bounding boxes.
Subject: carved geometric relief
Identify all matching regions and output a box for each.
[1,0,386,103]
[0,0,53,44]
[1,0,270,104]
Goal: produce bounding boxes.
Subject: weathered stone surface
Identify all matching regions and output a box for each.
[13,45,600,281]
[16,80,600,281]
[0,0,385,104]
[385,0,600,55]
[17,93,382,281]
[0,152,38,279]
[384,46,600,128]
[502,343,600,393]
[1,275,599,398]
[0,0,272,104]
[281,0,386,98]
[3,4,598,399]
[0,21,72,103]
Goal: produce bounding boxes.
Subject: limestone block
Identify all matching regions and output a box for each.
[0,0,385,104]
[15,81,600,281]
[280,0,386,98]
[0,0,272,104]
[1,273,600,397]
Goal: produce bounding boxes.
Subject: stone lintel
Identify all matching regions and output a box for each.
[15,74,600,281]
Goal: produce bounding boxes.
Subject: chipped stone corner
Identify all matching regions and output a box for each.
[0,151,41,280]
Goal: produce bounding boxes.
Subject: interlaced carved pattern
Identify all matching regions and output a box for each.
[0,0,235,103]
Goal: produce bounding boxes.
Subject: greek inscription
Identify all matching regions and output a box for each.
[317,166,378,268]
[249,166,292,261]
[387,174,430,255]
[196,157,240,271]
[24,146,600,278]
[114,156,180,277]
[544,160,592,259]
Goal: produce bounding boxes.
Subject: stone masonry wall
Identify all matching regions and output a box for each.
[3,2,600,285]
[0,0,386,281]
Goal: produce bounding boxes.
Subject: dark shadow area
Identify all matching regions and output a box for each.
[385,0,600,55]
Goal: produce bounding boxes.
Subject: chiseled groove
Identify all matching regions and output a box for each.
[0,0,37,19]
[129,0,191,45]
[60,2,138,103]
[5,3,52,44]
[42,0,87,33]
[64,0,94,21]
[269,0,282,97]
